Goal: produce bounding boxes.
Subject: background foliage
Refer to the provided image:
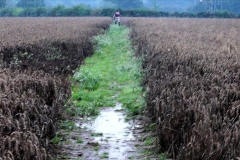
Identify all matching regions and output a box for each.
[0,4,239,18]
[1,0,240,16]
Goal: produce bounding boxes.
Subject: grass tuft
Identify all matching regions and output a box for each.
[76,139,84,143]
[99,152,109,159]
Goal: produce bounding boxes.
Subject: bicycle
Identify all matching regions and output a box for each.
[113,17,120,26]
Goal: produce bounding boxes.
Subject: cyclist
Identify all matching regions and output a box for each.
[113,10,121,26]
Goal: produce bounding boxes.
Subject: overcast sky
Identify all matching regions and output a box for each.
[7,0,195,12]
[44,0,151,7]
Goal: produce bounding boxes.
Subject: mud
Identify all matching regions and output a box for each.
[56,103,147,160]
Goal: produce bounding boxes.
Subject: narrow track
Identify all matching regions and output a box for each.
[56,25,147,160]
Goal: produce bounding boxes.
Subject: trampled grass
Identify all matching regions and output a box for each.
[71,24,145,117]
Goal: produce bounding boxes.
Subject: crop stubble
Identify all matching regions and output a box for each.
[127,18,240,159]
[0,17,111,159]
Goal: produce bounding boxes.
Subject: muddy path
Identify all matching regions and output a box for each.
[53,25,160,160]
[56,103,146,160]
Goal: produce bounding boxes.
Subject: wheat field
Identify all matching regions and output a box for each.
[0,17,111,160]
[126,17,240,159]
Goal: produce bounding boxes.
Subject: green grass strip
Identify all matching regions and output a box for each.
[70,24,145,117]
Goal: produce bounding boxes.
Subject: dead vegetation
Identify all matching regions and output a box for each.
[0,17,111,159]
[126,18,240,159]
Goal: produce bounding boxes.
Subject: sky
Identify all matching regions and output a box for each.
[6,0,196,12]
[44,0,104,7]
[44,0,193,12]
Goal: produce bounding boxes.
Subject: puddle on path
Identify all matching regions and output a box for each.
[82,103,137,159]
[57,103,145,160]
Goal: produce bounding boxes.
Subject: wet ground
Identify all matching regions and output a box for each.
[57,103,147,160]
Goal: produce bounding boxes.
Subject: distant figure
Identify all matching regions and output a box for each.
[113,10,121,26]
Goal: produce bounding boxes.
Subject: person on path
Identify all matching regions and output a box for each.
[113,10,121,26]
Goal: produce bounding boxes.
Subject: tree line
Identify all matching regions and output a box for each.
[0,5,239,18]
[0,0,239,15]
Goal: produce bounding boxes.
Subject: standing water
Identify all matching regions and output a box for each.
[82,103,139,159]
[57,102,144,160]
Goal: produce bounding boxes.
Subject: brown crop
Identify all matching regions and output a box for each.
[126,18,240,159]
[0,17,111,75]
[0,17,111,159]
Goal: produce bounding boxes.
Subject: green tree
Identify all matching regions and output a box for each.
[0,0,6,8]
[104,0,144,9]
[17,0,45,8]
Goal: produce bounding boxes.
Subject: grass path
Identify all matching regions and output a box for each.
[70,24,145,117]
[55,25,149,159]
